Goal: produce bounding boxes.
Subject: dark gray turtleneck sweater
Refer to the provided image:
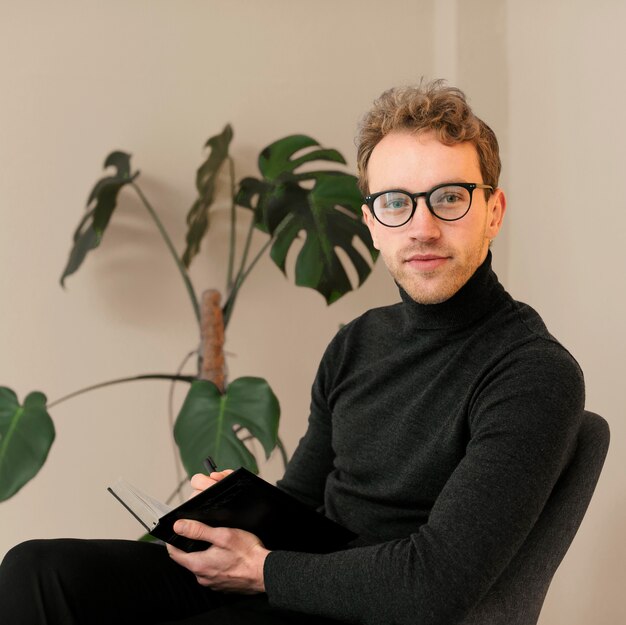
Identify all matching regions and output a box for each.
[264,253,585,625]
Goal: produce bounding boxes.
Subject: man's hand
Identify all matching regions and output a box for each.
[188,469,233,498]
[167,520,269,594]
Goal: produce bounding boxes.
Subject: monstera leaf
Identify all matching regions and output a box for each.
[182,124,233,268]
[258,134,345,180]
[237,135,378,304]
[0,387,55,501]
[174,377,279,476]
[60,151,139,286]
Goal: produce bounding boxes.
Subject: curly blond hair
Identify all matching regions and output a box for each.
[356,80,501,196]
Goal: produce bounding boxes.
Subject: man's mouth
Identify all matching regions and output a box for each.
[404,254,450,271]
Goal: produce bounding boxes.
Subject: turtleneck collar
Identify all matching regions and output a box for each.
[398,251,508,330]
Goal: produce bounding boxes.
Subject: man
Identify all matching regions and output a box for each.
[0,81,584,625]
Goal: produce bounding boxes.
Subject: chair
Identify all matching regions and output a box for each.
[460,410,610,625]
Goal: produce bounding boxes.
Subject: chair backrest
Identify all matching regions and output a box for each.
[461,410,610,625]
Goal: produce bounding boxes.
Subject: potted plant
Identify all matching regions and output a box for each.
[0,124,378,503]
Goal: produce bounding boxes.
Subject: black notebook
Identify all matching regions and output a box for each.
[108,467,357,553]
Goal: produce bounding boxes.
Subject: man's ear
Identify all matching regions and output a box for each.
[486,188,506,239]
[362,204,380,250]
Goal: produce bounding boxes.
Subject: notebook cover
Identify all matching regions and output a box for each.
[151,467,357,553]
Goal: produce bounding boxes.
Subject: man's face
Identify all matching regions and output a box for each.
[362,130,506,304]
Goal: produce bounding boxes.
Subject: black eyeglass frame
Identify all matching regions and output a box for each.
[364,182,494,227]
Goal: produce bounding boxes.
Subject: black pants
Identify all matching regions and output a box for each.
[0,539,342,625]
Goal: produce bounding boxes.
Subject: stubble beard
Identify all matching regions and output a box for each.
[387,238,489,305]
[392,261,472,304]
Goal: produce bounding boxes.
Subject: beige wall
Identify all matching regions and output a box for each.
[505,2,626,622]
[1,1,623,623]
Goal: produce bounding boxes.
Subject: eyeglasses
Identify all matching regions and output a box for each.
[364,182,493,227]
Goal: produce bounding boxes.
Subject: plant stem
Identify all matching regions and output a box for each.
[168,349,198,500]
[223,238,272,327]
[236,209,257,283]
[224,239,273,327]
[165,477,190,506]
[47,374,195,409]
[222,213,295,327]
[131,182,201,327]
[226,156,237,292]
[222,211,257,327]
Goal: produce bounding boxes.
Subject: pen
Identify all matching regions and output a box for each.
[203,456,218,473]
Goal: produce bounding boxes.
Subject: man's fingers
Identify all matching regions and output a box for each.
[166,523,268,594]
[189,473,217,491]
[173,520,235,549]
[189,469,235,493]
[173,521,257,551]
[210,469,235,480]
[173,519,216,542]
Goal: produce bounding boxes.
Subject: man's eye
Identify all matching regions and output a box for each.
[441,193,462,203]
[380,194,410,210]
[431,187,468,208]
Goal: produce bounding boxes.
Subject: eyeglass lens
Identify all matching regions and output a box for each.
[372,185,472,226]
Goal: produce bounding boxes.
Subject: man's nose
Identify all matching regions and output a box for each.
[406,198,441,241]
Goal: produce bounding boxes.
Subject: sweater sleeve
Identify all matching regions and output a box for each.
[263,341,585,625]
[274,347,337,510]
[274,406,334,511]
